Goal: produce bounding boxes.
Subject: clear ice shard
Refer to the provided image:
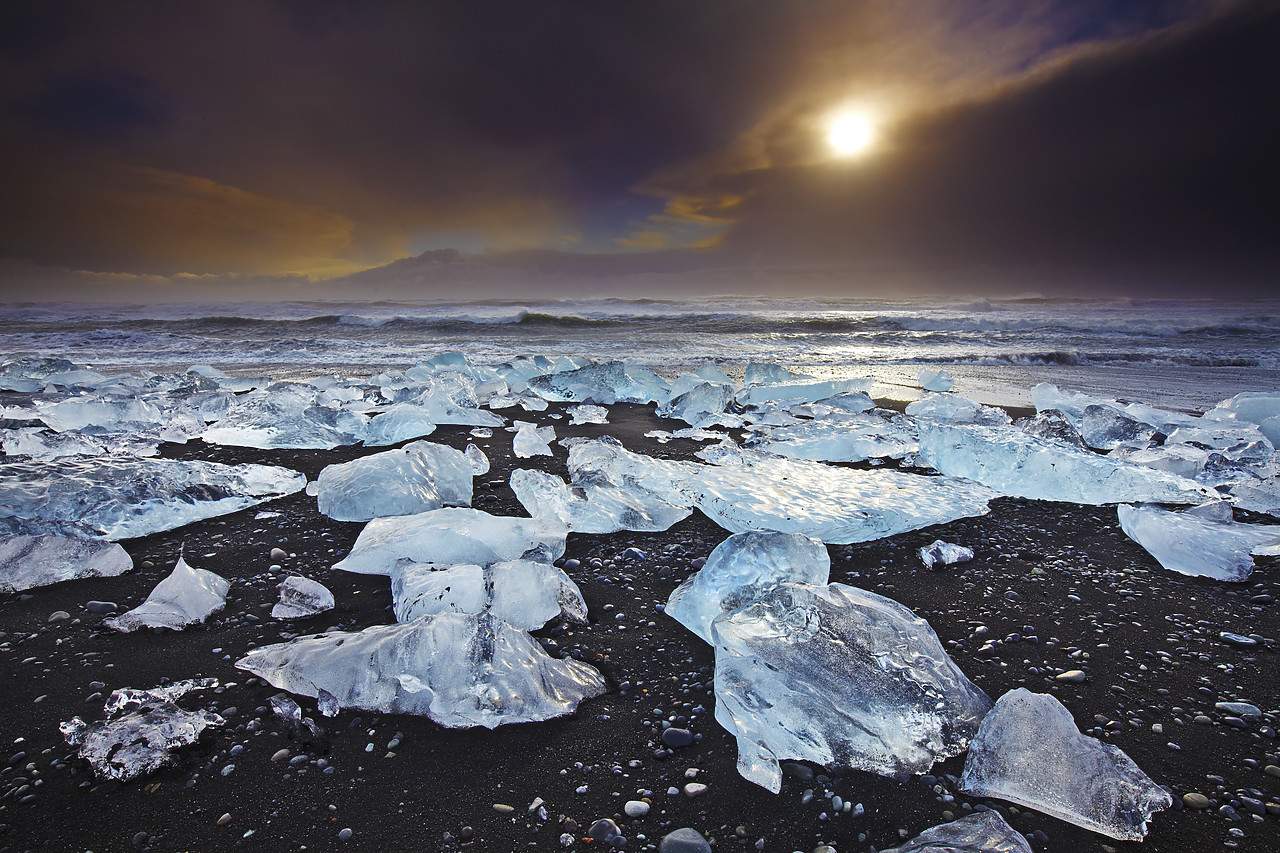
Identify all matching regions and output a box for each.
[747,412,917,463]
[1015,409,1084,447]
[510,457,691,534]
[0,534,133,593]
[712,582,993,792]
[101,678,219,717]
[737,377,873,407]
[665,531,830,644]
[0,456,305,540]
[105,556,230,632]
[315,441,473,522]
[918,540,974,570]
[906,393,1011,426]
[513,422,555,457]
[272,576,336,619]
[568,404,610,425]
[200,382,368,449]
[236,612,607,728]
[528,360,671,405]
[917,368,955,393]
[959,688,1171,840]
[362,403,438,445]
[465,443,490,474]
[884,811,1032,853]
[391,559,587,630]
[1117,502,1280,582]
[1030,383,1197,432]
[658,381,736,428]
[332,507,568,576]
[1080,405,1158,450]
[918,422,1215,505]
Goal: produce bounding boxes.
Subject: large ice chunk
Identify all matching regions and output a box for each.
[61,696,223,782]
[907,393,1011,426]
[362,403,438,446]
[747,411,917,463]
[712,582,992,792]
[959,688,1171,840]
[236,612,607,728]
[738,377,873,408]
[105,557,230,632]
[568,404,610,425]
[36,396,163,434]
[391,559,587,629]
[1204,391,1280,428]
[658,381,736,428]
[510,462,691,534]
[528,360,671,405]
[1016,409,1084,447]
[1081,405,1158,451]
[332,507,568,575]
[1030,383,1197,433]
[1117,502,1279,582]
[666,532,830,643]
[200,382,368,449]
[918,422,1215,505]
[0,534,133,593]
[315,441,473,522]
[0,457,305,540]
[885,811,1032,853]
[272,576,336,619]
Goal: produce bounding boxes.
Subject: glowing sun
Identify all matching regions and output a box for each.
[826,111,876,157]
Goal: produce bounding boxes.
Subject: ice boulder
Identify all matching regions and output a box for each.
[918,422,1215,505]
[272,576,335,619]
[884,811,1032,853]
[236,612,607,728]
[362,403,438,446]
[36,396,164,434]
[666,531,830,643]
[332,507,567,576]
[315,441,473,522]
[1204,390,1280,428]
[918,540,974,570]
[513,422,554,458]
[0,535,133,594]
[1031,383,1197,433]
[106,556,229,632]
[959,688,1171,840]
[1117,502,1280,582]
[712,582,992,792]
[917,368,955,393]
[391,559,587,629]
[906,393,1011,426]
[1015,409,1084,447]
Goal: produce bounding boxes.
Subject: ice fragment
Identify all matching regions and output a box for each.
[272,576,336,619]
[885,811,1032,853]
[0,534,133,594]
[105,556,229,632]
[315,441,473,521]
[1117,503,1279,582]
[391,559,587,629]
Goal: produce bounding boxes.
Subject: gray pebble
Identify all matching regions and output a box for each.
[48,611,71,623]
[86,601,117,614]
[338,827,353,841]
[660,828,711,853]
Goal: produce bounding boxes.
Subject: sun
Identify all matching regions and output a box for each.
[826,111,876,157]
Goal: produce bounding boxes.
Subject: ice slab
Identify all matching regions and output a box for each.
[0,534,133,594]
[0,354,80,392]
[315,441,473,522]
[272,576,336,619]
[738,377,873,408]
[917,368,955,393]
[36,396,163,434]
[713,582,992,792]
[1166,424,1274,454]
[885,811,1032,853]
[391,559,587,630]
[918,422,1215,505]
[959,688,1171,840]
[200,382,368,449]
[906,393,1011,426]
[1204,391,1280,427]
[237,612,607,728]
[61,700,223,782]
[105,556,230,632]
[665,531,830,643]
[918,540,974,570]
[513,422,555,458]
[332,507,568,575]
[1081,405,1158,451]
[363,403,438,446]
[568,404,610,425]
[1031,383,1198,433]
[747,411,917,463]
[1117,503,1280,582]
[0,456,305,540]
[528,360,671,405]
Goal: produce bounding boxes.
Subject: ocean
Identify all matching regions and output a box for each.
[3,296,1278,412]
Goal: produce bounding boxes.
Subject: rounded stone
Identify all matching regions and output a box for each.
[86,601,117,614]
[216,813,232,826]
[1183,792,1212,809]
[624,800,650,818]
[48,611,71,623]
[1055,669,1087,683]
[338,827,353,841]
[660,828,712,853]
[683,782,708,798]
[661,728,694,748]
[588,818,621,841]
[270,547,289,561]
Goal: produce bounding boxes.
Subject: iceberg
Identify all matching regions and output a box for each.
[917,368,955,393]
[666,531,830,643]
[0,534,133,594]
[747,411,917,463]
[713,583,992,792]
[272,576,336,619]
[918,422,1215,505]
[959,688,1171,840]
[315,441,473,522]
[332,507,567,575]
[391,559,587,629]
[237,612,607,728]
[918,540,974,570]
[884,811,1032,853]
[105,556,230,632]
[513,422,554,458]
[1117,502,1280,582]
[0,456,305,540]
[200,382,368,449]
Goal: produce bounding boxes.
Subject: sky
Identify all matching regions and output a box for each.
[0,0,1276,301]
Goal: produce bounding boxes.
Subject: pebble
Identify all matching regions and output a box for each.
[661,728,694,748]
[1219,632,1257,647]
[270,547,289,561]
[86,601,117,614]
[492,803,515,814]
[1055,670,1087,683]
[338,827,353,841]
[588,818,621,841]
[217,813,232,826]
[1182,792,1212,809]
[1264,765,1280,778]
[271,749,290,762]
[48,611,71,623]
[683,782,708,798]
[659,827,712,853]
[625,800,651,818]
[1215,702,1262,721]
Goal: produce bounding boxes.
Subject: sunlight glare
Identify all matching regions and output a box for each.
[827,111,875,157]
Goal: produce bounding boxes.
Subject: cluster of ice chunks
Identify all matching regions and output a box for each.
[1081,404,1160,450]
[918,540,974,570]
[391,559,587,630]
[272,576,336,619]
[61,678,223,781]
[0,456,305,540]
[885,811,1031,853]
[959,689,1172,840]
[527,360,671,405]
[315,440,473,522]
[200,382,369,449]
[712,582,993,792]
[1117,501,1280,582]
[106,557,230,632]
[737,376,873,408]
[1206,390,1280,445]
[906,393,1011,426]
[236,612,607,728]
[665,531,830,643]
[746,411,917,463]
[0,534,133,594]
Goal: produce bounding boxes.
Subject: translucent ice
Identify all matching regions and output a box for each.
[391,559,587,630]
[272,576,336,619]
[0,457,305,540]
[0,534,133,594]
[1081,405,1158,451]
[237,612,607,728]
[1117,503,1280,582]
[465,443,490,475]
[362,403,438,446]
[959,688,1171,840]
[738,377,873,408]
[0,354,79,392]
[658,381,736,428]
[747,411,917,463]
[105,556,230,632]
[36,396,163,434]
[513,422,554,458]
[1204,390,1280,428]
[712,582,992,792]
[1015,409,1084,447]
[510,463,691,534]
[332,507,568,575]
[200,382,368,449]
[665,531,830,643]
[918,422,1214,505]
[884,811,1032,853]
[917,368,955,393]
[568,404,610,425]
[101,678,219,717]
[906,393,1011,426]
[61,702,224,782]
[528,360,671,405]
[315,441,473,522]
[1031,383,1197,432]
[918,540,974,570]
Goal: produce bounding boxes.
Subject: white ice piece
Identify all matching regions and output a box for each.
[568,404,610,425]
[332,507,568,575]
[712,582,992,792]
[0,534,133,594]
[36,396,163,434]
[106,556,229,632]
[1117,502,1280,582]
[1081,405,1158,451]
[528,361,671,405]
[513,423,554,458]
[510,461,691,534]
[465,443,490,475]
[391,559,587,629]
[315,441,473,522]
[1204,391,1280,429]
[884,811,1032,853]
[272,576,336,619]
[959,688,1171,840]
[61,702,224,782]
[200,382,368,449]
[665,531,830,643]
[658,382,736,428]
[738,377,873,408]
[362,403,438,446]
[236,612,607,728]
[917,368,955,393]
[918,540,974,570]
[748,411,917,463]
[1030,383,1198,433]
[906,393,1011,426]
